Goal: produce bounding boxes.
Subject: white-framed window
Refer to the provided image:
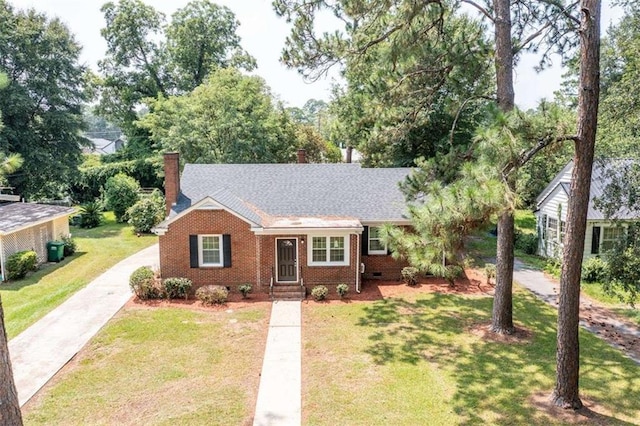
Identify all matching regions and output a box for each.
[547,218,558,241]
[368,226,387,255]
[309,235,349,266]
[199,234,223,267]
[601,226,624,252]
[560,220,566,242]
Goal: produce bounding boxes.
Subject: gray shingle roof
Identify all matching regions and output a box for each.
[174,163,412,223]
[0,203,75,235]
[537,159,640,220]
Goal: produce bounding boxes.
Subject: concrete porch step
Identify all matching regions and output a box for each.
[271,285,306,300]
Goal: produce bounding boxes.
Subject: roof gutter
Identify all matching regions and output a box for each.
[0,236,5,282]
[355,232,361,293]
[253,226,364,235]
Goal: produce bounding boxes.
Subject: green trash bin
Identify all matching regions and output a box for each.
[47,241,65,262]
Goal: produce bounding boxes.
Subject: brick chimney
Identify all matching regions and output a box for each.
[297,148,307,164]
[164,152,180,216]
[346,146,353,163]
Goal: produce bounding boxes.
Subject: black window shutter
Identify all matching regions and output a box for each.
[591,226,601,254]
[361,226,369,256]
[223,234,232,267]
[189,235,199,268]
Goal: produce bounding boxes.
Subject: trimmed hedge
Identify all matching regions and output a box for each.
[7,250,38,280]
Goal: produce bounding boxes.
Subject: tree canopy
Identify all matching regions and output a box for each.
[98,0,255,134]
[0,1,88,199]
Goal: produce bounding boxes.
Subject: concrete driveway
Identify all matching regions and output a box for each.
[8,244,159,406]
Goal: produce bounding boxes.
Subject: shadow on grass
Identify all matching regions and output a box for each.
[356,292,640,425]
[1,252,87,292]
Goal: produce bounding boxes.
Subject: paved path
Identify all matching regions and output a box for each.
[9,244,159,406]
[253,301,301,426]
[514,260,640,364]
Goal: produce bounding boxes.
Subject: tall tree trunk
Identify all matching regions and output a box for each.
[0,298,23,425]
[491,179,515,334]
[552,0,601,409]
[491,0,516,334]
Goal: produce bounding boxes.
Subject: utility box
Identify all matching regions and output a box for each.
[47,241,65,262]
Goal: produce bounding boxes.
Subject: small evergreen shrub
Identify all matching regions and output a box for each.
[515,231,538,255]
[163,277,193,299]
[484,263,496,284]
[581,257,608,283]
[129,266,160,300]
[7,250,38,280]
[401,266,419,286]
[196,285,229,305]
[127,190,165,233]
[238,283,252,299]
[79,201,103,228]
[311,285,328,301]
[61,234,77,257]
[336,283,349,298]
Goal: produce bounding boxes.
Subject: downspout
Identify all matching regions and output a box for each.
[355,232,361,293]
[0,235,5,282]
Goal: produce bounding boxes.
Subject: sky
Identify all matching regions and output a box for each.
[8,0,624,110]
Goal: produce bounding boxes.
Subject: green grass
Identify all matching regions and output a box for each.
[515,209,537,233]
[302,291,640,425]
[1,212,157,338]
[22,305,270,425]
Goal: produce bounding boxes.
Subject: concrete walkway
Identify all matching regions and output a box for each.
[253,301,301,426]
[514,260,640,364]
[9,244,159,406]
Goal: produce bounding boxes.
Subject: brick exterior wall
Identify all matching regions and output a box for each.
[159,209,257,291]
[159,209,409,295]
[258,234,358,293]
[361,254,408,281]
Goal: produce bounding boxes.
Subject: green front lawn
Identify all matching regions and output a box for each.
[23,304,270,425]
[302,291,640,425]
[1,212,157,338]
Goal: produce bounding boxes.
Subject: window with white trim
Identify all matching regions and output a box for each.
[547,218,558,241]
[309,235,349,265]
[601,227,624,252]
[199,235,222,266]
[368,226,387,255]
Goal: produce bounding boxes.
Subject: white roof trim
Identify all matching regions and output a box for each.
[536,181,570,210]
[254,226,364,235]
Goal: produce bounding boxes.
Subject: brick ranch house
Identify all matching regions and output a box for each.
[153,152,413,298]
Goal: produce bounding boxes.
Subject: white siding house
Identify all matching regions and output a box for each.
[0,203,75,281]
[534,160,637,261]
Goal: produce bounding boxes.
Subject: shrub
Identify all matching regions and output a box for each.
[163,277,193,299]
[60,234,77,257]
[196,285,229,305]
[78,201,103,228]
[7,250,38,280]
[401,266,419,286]
[311,285,328,301]
[129,266,160,300]
[484,263,496,284]
[544,257,562,278]
[127,190,165,233]
[581,257,608,283]
[336,283,349,298]
[238,283,253,299]
[104,173,140,222]
[515,230,538,255]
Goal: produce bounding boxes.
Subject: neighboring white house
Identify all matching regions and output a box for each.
[84,137,125,155]
[535,160,636,261]
[0,203,75,281]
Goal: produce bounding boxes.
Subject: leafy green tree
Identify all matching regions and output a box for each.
[98,0,255,136]
[0,71,23,426]
[295,125,342,163]
[139,69,298,164]
[0,1,89,199]
[104,173,140,222]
